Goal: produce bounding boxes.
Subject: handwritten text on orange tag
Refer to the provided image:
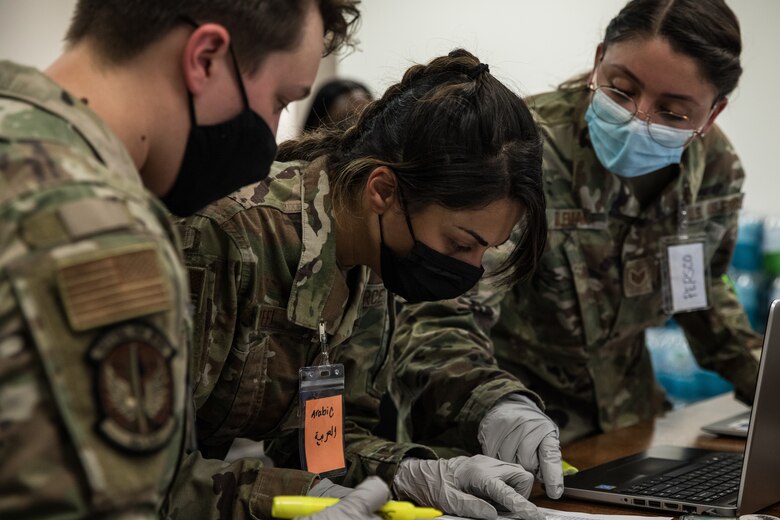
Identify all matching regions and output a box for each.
[304,395,345,474]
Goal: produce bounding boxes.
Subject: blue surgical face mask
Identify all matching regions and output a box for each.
[585,89,692,178]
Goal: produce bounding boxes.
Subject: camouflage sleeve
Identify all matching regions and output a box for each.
[391,243,542,455]
[174,212,244,416]
[0,144,189,517]
[335,280,439,487]
[675,131,761,403]
[163,451,317,520]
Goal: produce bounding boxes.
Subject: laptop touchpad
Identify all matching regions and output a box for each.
[606,457,686,481]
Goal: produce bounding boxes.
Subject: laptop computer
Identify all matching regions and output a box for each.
[701,410,750,438]
[562,299,780,516]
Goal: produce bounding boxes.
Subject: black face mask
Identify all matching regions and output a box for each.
[162,48,278,216]
[378,209,485,304]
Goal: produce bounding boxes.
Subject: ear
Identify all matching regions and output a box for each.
[589,43,605,84]
[365,166,398,215]
[699,97,728,137]
[181,23,232,95]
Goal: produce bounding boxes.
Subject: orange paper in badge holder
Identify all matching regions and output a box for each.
[304,394,345,474]
[299,352,346,478]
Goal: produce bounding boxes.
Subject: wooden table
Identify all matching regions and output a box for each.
[531,393,780,516]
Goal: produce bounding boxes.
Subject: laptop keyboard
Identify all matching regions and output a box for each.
[619,453,743,503]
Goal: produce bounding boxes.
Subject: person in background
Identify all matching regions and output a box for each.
[173,49,549,520]
[391,0,760,498]
[303,78,373,132]
[0,0,358,517]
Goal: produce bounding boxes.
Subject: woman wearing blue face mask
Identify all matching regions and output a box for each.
[391,0,762,481]
[503,0,762,441]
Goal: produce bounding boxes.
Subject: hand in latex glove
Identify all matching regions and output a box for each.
[392,455,544,520]
[300,476,390,520]
[307,478,353,499]
[478,394,563,499]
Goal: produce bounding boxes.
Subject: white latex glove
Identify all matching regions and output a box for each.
[392,455,544,520]
[300,476,390,520]
[478,394,564,499]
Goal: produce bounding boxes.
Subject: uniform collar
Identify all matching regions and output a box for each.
[287,158,371,343]
[0,61,138,184]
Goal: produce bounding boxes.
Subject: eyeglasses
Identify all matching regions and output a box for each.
[588,76,708,148]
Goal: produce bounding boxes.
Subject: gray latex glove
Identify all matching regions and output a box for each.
[392,455,544,520]
[300,476,390,520]
[307,478,353,499]
[478,394,564,499]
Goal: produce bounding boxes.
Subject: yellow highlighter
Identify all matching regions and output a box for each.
[272,496,442,519]
[562,459,579,476]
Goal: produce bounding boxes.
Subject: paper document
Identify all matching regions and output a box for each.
[440,506,673,520]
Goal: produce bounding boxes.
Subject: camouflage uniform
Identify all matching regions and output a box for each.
[166,159,437,520]
[0,62,190,517]
[393,86,761,447]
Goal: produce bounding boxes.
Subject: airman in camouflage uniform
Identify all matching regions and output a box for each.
[166,159,438,519]
[393,84,761,447]
[0,61,189,517]
[168,47,556,520]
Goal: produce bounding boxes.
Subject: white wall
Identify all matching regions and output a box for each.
[338,0,780,216]
[0,0,75,67]
[2,0,778,215]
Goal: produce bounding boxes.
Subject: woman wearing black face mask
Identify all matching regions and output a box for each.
[392,0,761,504]
[175,49,548,520]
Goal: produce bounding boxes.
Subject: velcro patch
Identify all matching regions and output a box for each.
[362,284,387,308]
[547,209,607,230]
[90,322,176,452]
[187,267,206,315]
[56,243,172,331]
[21,210,69,248]
[688,193,744,223]
[58,198,132,240]
[623,256,656,298]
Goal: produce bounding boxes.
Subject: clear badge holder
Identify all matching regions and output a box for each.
[298,320,346,478]
[660,197,711,314]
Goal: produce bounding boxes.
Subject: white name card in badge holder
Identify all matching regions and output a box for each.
[660,235,711,314]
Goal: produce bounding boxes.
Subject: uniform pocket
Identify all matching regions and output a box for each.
[348,282,392,399]
[197,303,314,444]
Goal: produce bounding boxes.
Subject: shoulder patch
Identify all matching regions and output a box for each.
[58,198,132,239]
[89,322,176,452]
[56,243,172,331]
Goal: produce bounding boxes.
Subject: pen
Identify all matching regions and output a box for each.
[272,496,442,519]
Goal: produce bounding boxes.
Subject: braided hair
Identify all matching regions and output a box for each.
[278,49,545,285]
